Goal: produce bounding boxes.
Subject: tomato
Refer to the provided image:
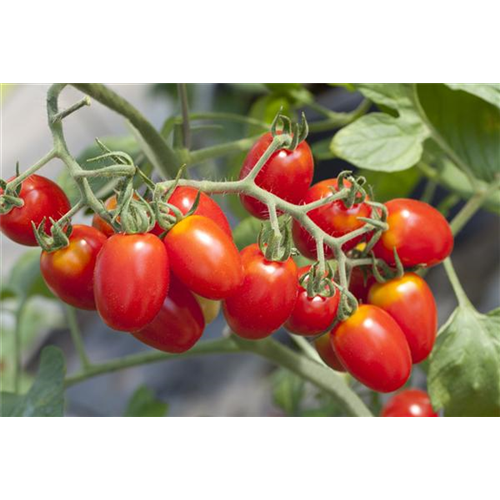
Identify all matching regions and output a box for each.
[284,266,340,336]
[381,389,438,417]
[92,195,124,237]
[239,132,314,219]
[223,244,298,339]
[132,276,205,353]
[349,266,376,304]
[0,174,71,246]
[164,215,243,300]
[40,225,107,310]
[314,333,346,372]
[292,178,372,259]
[373,198,453,267]
[193,294,221,324]
[331,305,411,393]
[94,233,169,331]
[368,273,437,364]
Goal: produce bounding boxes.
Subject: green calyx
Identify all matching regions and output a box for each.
[32,218,72,253]
[258,215,294,262]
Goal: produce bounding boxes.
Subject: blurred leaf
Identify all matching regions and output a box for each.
[311,138,336,161]
[428,306,500,417]
[124,386,168,417]
[0,392,22,417]
[248,95,291,137]
[360,167,422,202]
[272,368,305,416]
[418,84,500,183]
[445,83,500,109]
[264,83,313,105]
[8,346,66,417]
[232,216,262,250]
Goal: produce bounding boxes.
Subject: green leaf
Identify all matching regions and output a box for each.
[311,137,336,161]
[9,346,66,417]
[331,113,426,172]
[444,84,500,109]
[272,368,305,416]
[0,392,22,417]
[417,84,500,183]
[124,386,168,417]
[248,94,291,137]
[232,216,262,250]
[359,167,422,202]
[428,306,500,416]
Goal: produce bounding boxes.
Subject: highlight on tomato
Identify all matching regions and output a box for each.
[284,265,340,337]
[223,243,298,340]
[0,174,71,246]
[40,224,107,310]
[132,276,205,353]
[331,304,412,393]
[314,333,346,372]
[164,215,243,300]
[381,389,438,417]
[239,132,314,219]
[292,178,372,259]
[94,233,170,332]
[373,198,454,267]
[368,273,437,364]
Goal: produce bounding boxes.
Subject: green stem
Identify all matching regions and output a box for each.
[187,135,261,166]
[51,96,91,123]
[443,257,473,308]
[64,304,91,370]
[308,99,371,133]
[178,84,191,150]
[289,334,324,364]
[14,298,28,394]
[6,149,57,189]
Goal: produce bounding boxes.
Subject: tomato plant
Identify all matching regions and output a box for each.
[381,389,438,417]
[0,174,70,246]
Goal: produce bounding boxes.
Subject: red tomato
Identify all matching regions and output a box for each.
[239,132,314,219]
[314,333,346,372]
[331,304,411,393]
[94,233,169,331]
[164,215,243,300]
[373,198,453,267]
[0,174,71,246]
[132,276,205,353]
[368,273,437,364]
[223,243,298,339]
[292,178,372,259]
[349,266,376,304]
[381,389,438,417]
[284,266,340,336]
[40,225,107,310]
[92,194,124,237]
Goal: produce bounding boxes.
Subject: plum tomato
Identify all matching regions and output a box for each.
[314,333,346,372]
[381,389,438,417]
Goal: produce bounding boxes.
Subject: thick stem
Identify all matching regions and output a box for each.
[64,305,91,370]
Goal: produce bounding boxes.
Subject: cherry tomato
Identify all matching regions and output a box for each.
[349,266,376,304]
[0,174,71,246]
[132,276,205,353]
[331,304,411,393]
[94,233,169,332]
[91,194,124,237]
[239,132,314,219]
[164,215,243,300]
[292,178,372,259]
[373,198,453,267]
[368,273,437,364]
[314,333,346,372]
[40,225,107,310]
[223,243,298,339]
[193,294,221,324]
[381,389,438,417]
[284,266,340,336]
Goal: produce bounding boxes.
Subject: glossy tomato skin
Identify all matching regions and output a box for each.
[292,179,372,259]
[94,233,169,332]
[132,276,205,353]
[164,215,243,300]
[331,304,412,393]
[284,266,340,336]
[373,198,453,267]
[349,267,376,304]
[314,333,346,372]
[368,273,437,364]
[223,244,298,339]
[0,175,71,246]
[239,132,314,219]
[40,225,107,310]
[381,389,438,417]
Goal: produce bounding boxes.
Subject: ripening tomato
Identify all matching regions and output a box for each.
[194,294,221,324]
[164,215,243,300]
[331,305,411,393]
[0,174,71,246]
[94,233,169,331]
[284,266,340,336]
[40,225,107,310]
[314,333,346,372]
[91,194,125,237]
[239,132,314,219]
[373,198,453,267]
[223,244,298,339]
[292,179,372,259]
[132,276,205,353]
[368,273,437,364]
[349,266,376,304]
[381,389,438,417]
